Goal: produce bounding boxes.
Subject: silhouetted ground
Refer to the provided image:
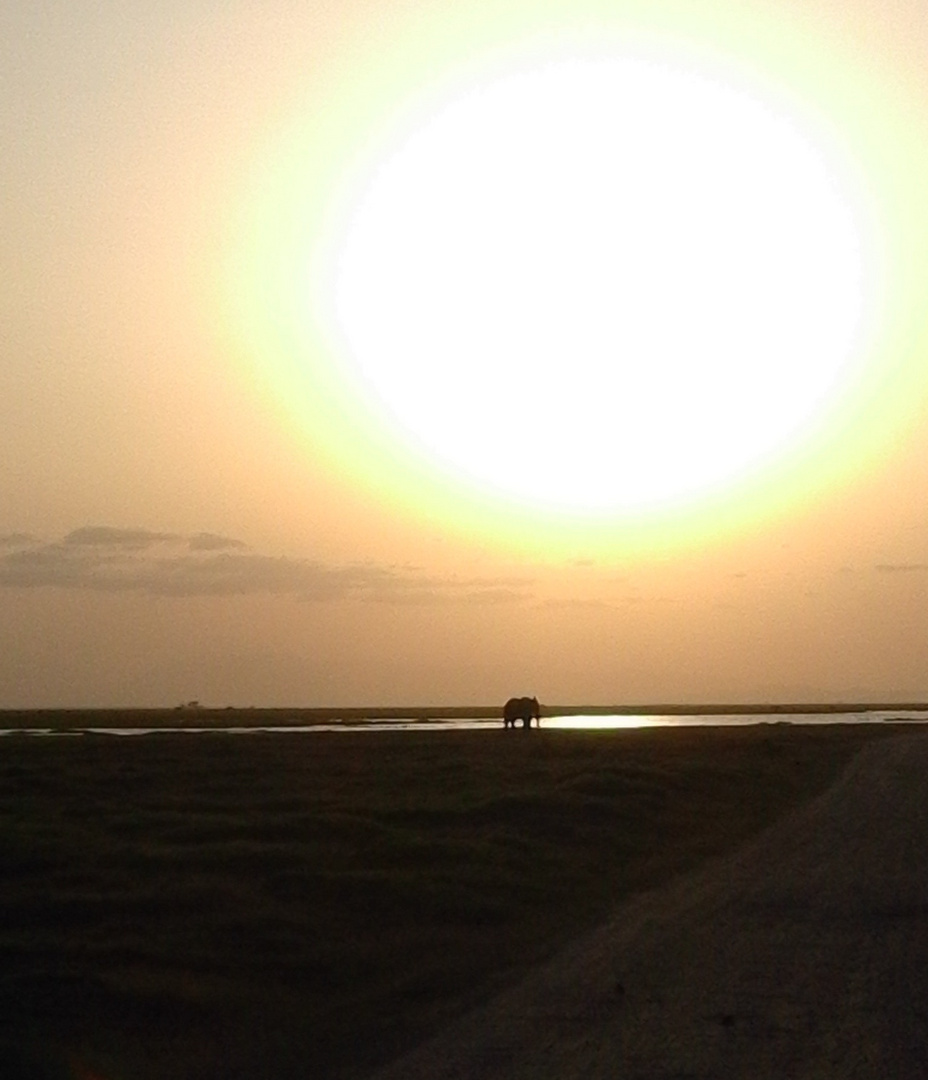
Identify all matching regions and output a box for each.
[372,733,928,1079]
[0,725,899,1079]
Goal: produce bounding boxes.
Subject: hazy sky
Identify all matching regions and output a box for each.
[4,0,928,707]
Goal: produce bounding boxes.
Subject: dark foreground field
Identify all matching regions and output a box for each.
[0,724,901,1079]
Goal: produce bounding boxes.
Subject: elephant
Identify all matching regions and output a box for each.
[503,696,541,730]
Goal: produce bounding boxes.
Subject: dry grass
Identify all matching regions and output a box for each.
[0,723,900,1079]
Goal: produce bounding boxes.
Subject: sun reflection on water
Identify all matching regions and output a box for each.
[543,715,663,729]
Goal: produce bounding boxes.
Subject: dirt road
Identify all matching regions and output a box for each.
[371,734,928,1079]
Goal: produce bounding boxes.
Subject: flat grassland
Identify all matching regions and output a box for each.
[0,723,903,1079]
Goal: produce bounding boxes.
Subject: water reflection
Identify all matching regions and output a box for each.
[544,715,662,729]
[1,710,927,736]
[546,711,928,729]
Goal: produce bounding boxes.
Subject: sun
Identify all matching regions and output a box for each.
[318,53,871,515]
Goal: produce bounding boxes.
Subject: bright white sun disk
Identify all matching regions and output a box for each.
[323,56,868,512]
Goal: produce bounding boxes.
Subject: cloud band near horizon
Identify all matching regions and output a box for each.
[0,528,533,603]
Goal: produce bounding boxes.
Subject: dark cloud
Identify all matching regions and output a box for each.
[63,526,178,549]
[875,563,928,573]
[187,532,247,552]
[0,533,36,547]
[0,544,100,590]
[358,572,532,606]
[0,529,533,604]
[143,554,407,600]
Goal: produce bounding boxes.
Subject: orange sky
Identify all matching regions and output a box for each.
[3,0,928,707]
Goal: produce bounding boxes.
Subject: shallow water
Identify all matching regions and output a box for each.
[1,710,927,736]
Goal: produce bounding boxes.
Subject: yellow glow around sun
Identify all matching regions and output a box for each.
[318,54,874,514]
[225,4,928,554]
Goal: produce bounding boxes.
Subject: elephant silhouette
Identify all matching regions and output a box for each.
[503,696,541,730]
